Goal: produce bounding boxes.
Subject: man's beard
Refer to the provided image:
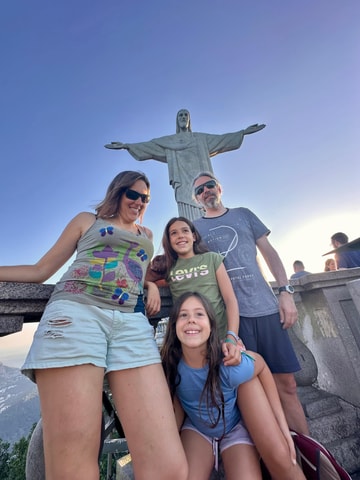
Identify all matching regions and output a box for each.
[203,194,220,209]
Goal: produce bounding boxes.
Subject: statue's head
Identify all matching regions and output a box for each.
[176,109,191,133]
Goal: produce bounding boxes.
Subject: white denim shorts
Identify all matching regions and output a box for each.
[21,299,161,383]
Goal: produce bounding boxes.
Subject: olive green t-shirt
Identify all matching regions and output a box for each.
[167,251,227,338]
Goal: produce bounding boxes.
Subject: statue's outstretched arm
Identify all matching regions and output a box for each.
[243,124,266,135]
[104,139,166,162]
[104,142,128,150]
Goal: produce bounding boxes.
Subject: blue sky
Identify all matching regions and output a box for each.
[1,0,359,365]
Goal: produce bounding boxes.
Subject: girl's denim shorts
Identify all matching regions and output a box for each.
[21,299,161,383]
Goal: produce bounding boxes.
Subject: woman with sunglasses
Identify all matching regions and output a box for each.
[0,170,188,480]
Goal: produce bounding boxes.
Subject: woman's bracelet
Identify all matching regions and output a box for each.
[224,337,237,346]
[226,330,240,342]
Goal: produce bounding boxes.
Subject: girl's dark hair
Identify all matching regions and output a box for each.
[95,171,150,222]
[161,291,225,432]
[161,217,209,278]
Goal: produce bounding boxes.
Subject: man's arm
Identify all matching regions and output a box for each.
[256,235,298,329]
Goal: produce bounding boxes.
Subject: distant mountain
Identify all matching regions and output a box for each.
[0,362,40,445]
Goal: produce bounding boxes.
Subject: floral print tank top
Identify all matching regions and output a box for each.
[49,218,154,314]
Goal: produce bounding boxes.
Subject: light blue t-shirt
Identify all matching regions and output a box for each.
[290,270,311,279]
[176,353,255,438]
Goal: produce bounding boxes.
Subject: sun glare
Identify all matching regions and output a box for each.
[265,212,360,279]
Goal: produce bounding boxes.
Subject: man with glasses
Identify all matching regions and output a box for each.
[105,109,265,220]
[192,172,310,435]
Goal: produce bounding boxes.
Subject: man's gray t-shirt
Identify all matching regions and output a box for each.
[194,208,279,317]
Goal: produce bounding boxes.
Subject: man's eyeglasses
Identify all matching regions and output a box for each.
[194,180,217,196]
[125,189,150,204]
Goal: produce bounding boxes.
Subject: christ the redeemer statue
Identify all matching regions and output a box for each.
[105,109,265,220]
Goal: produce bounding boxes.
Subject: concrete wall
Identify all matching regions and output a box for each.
[286,268,360,406]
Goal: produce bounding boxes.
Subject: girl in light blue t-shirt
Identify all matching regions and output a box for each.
[161,292,306,480]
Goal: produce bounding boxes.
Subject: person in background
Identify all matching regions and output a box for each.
[161,291,307,480]
[192,171,309,435]
[324,258,337,272]
[330,232,360,269]
[0,171,188,480]
[290,260,311,279]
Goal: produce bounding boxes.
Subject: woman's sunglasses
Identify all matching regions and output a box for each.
[125,189,150,204]
[194,179,217,196]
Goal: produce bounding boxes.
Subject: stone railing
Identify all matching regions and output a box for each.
[285,268,360,407]
[0,282,172,336]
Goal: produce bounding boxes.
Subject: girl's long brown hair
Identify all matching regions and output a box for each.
[161,291,225,432]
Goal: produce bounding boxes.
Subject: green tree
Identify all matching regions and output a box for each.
[0,438,10,479]
[7,437,28,480]
[0,423,36,480]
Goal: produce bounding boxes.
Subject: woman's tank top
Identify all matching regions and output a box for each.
[49,217,154,313]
